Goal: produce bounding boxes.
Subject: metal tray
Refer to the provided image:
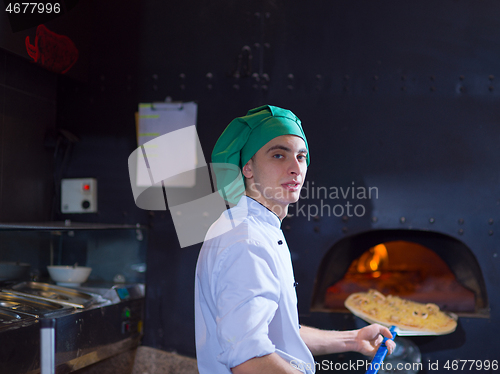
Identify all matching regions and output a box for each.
[0,291,72,317]
[0,307,38,330]
[3,282,96,309]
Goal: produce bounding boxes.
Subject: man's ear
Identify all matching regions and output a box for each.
[242,160,253,179]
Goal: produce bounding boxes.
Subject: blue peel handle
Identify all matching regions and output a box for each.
[365,326,398,374]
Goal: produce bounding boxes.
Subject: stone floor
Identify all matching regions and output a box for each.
[73,346,199,374]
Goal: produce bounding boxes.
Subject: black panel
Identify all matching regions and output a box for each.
[0,48,56,222]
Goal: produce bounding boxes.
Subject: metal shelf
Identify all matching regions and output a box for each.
[0,221,144,231]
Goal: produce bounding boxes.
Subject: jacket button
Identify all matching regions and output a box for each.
[278,240,283,245]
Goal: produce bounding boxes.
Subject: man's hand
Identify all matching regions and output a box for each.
[299,324,395,357]
[354,324,396,357]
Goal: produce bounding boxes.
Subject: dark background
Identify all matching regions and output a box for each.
[0,0,498,368]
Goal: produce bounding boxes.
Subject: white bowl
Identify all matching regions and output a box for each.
[47,266,92,287]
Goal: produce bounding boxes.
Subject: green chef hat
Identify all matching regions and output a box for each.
[211,105,309,205]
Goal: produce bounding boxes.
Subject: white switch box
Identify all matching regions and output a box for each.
[61,178,98,213]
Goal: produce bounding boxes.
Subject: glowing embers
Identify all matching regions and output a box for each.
[324,241,475,313]
[25,24,78,74]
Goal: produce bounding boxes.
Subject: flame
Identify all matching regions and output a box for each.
[356,243,389,276]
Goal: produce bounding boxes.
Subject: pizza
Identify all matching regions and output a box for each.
[344,289,457,334]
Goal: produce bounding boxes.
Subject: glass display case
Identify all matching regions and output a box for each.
[0,221,147,285]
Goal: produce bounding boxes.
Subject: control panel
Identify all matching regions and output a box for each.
[120,303,143,335]
[61,178,98,213]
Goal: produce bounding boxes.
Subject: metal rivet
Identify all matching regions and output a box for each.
[429,218,435,223]
[341,226,348,233]
[371,216,378,223]
[342,216,348,223]
[458,218,464,225]
[430,75,435,81]
[373,75,379,81]
[458,228,464,235]
[314,226,320,233]
[313,215,320,222]
[488,230,494,236]
[488,219,494,225]
[287,85,294,91]
[459,75,465,81]
[430,86,436,92]
[400,217,406,223]
[284,225,291,231]
[287,74,294,80]
[489,86,494,92]
[489,75,495,81]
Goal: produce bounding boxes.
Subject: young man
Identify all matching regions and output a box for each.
[195,105,394,374]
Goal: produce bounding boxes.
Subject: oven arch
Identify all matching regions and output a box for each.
[310,229,489,317]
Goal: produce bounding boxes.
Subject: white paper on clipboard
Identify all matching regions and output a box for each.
[136,101,200,188]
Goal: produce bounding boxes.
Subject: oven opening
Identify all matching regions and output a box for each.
[310,229,489,318]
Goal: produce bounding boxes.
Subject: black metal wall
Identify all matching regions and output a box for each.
[35,0,500,367]
[0,48,56,222]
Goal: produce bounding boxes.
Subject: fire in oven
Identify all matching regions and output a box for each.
[0,281,145,374]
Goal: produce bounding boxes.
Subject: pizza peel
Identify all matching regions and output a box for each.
[345,302,458,374]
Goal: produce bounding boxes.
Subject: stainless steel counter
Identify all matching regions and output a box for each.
[0,282,145,374]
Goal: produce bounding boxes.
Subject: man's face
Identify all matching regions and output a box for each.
[242,135,308,218]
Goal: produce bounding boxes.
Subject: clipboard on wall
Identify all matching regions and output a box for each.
[135,101,200,188]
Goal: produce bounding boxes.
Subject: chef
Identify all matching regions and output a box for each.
[194,105,395,374]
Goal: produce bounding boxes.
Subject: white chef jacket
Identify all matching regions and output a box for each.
[195,196,315,373]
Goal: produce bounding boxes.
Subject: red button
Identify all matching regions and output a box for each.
[122,322,131,333]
